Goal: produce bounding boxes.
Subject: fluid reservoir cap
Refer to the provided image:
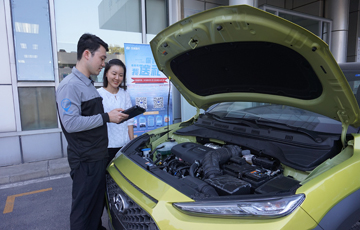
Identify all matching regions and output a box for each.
[141,148,151,157]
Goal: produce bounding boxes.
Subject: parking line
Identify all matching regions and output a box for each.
[3,188,52,214]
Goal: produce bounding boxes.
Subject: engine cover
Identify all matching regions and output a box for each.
[171,142,213,163]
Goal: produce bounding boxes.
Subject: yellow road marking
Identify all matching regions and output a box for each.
[3,188,52,214]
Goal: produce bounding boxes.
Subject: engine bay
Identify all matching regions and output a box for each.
[122,133,306,199]
[120,114,345,199]
[147,141,300,197]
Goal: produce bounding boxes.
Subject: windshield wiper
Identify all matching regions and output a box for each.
[208,113,260,129]
[208,112,323,143]
[254,120,323,143]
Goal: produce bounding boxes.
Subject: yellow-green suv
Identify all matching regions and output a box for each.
[105,5,360,230]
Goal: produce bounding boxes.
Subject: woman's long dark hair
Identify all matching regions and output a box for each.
[103,59,127,90]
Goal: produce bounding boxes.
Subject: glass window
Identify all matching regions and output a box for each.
[279,12,320,36]
[266,9,277,15]
[146,0,167,42]
[18,87,58,131]
[55,0,143,82]
[322,21,331,45]
[10,0,55,81]
[260,5,332,45]
[207,102,357,134]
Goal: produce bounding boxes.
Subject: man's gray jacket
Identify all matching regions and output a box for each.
[56,67,109,169]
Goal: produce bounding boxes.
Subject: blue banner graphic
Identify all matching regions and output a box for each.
[124,43,173,137]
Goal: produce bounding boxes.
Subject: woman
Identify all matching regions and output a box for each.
[98,59,134,163]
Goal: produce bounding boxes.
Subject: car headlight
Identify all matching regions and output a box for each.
[173,194,305,218]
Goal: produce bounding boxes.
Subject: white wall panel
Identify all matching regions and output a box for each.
[0,85,16,132]
[62,133,68,157]
[181,96,205,122]
[0,0,11,84]
[0,136,21,166]
[181,96,197,122]
[22,133,62,162]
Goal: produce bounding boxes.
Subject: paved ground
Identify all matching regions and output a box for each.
[1,158,359,229]
[0,157,70,187]
[0,158,111,229]
[0,175,110,230]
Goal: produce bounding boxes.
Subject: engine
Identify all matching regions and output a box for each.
[148,142,300,197]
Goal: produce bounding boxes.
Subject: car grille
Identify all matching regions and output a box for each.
[106,174,159,230]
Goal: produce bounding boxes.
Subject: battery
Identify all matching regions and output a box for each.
[242,169,269,187]
[223,163,255,178]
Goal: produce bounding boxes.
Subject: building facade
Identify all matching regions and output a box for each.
[1,0,360,167]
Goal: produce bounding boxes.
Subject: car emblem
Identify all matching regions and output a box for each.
[113,193,128,213]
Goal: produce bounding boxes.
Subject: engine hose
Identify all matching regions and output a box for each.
[176,165,190,172]
[174,166,190,177]
[189,161,200,177]
[202,145,241,179]
[150,145,165,160]
[166,159,178,168]
[153,153,162,165]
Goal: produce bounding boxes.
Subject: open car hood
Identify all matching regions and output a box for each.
[150,5,360,127]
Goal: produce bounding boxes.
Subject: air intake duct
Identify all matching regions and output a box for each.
[202,145,241,179]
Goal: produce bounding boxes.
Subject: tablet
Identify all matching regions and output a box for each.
[120,105,146,123]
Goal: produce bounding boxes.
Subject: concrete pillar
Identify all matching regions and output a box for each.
[141,0,146,43]
[169,0,181,25]
[168,0,182,123]
[325,0,350,63]
[229,0,258,7]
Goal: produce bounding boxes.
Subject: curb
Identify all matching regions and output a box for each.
[0,157,70,186]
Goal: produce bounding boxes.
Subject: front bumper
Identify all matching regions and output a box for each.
[106,154,318,230]
[106,174,159,230]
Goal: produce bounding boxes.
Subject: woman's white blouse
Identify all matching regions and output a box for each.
[97,87,134,148]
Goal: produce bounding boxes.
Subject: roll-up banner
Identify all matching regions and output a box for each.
[124,43,173,137]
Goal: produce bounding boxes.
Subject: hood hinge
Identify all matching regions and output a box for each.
[337,110,350,149]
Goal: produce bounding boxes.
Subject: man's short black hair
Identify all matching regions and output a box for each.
[77,33,109,60]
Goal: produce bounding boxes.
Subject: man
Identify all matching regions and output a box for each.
[56,33,128,230]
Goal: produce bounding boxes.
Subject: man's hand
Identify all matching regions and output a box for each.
[108,108,129,123]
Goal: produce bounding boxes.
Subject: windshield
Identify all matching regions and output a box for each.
[207,102,358,134]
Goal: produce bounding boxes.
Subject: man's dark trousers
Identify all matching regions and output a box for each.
[69,159,107,230]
